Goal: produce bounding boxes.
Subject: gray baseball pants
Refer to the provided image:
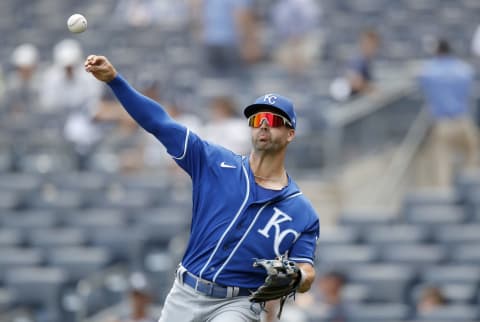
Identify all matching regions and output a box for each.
[158,269,261,322]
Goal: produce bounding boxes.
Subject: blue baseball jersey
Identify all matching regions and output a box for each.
[108,75,320,289]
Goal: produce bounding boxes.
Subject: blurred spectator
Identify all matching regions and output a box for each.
[191,0,262,77]
[329,30,380,101]
[106,272,157,322]
[471,24,480,57]
[345,29,380,97]
[418,39,479,187]
[278,271,347,322]
[271,0,323,76]
[331,29,380,101]
[39,38,103,154]
[416,286,447,315]
[4,43,41,119]
[203,95,250,154]
[113,0,190,29]
[93,78,202,174]
[93,87,139,137]
[141,99,203,177]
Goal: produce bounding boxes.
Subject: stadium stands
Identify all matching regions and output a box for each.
[2,0,480,321]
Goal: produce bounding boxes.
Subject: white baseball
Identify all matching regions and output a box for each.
[67,14,87,33]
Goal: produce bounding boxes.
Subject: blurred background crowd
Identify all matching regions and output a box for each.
[1,0,480,321]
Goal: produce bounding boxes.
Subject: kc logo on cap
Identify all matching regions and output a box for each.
[263,94,278,105]
[244,93,297,129]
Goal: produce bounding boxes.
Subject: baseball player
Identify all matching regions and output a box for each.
[85,55,320,322]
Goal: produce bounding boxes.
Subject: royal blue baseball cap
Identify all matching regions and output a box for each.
[244,93,297,129]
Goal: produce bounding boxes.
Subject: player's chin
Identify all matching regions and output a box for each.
[254,142,276,153]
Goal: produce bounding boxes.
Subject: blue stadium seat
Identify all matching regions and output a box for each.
[364,225,430,245]
[47,247,112,282]
[462,187,480,221]
[404,205,466,227]
[5,267,68,322]
[0,150,13,173]
[0,228,23,247]
[89,189,156,211]
[144,250,178,302]
[455,169,480,201]
[450,244,480,264]
[117,174,172,194]
[1,210,58,231]
[89,227,145,264]
[403,188,459,210]
[316,245,378,271]
[380,244,446,270]
[0,248,44,283]
[0,173,42,194]
[0,191,21,211]
[61,209,127,232]
[412,283,478,305]
[342,283,371,303]
[18,150,78,174]
[28,228,88,250]
[415,304,479,321]
[346,264,415,303]
[47,171,109,191]
[0,287,15,311]
[134,209,191,248]
[404,0,438,11]
[434,224,480,245]
[346,303,411,322]
[338,209,397,229]
[420,265,480,285]
[26,188,84,211]
[319,226,360,246]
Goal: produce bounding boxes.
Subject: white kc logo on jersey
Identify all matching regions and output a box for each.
[263,94,278,105]
[258,207,300,257]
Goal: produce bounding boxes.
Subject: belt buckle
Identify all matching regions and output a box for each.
[195,276,215,296]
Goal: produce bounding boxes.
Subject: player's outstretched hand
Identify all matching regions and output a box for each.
[84,55,117,83]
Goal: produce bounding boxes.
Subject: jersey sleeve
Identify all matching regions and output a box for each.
[289,217,319,266]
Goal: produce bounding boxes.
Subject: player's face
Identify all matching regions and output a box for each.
[249,112,295,153]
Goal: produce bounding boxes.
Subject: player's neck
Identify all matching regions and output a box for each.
[249,151,287,188]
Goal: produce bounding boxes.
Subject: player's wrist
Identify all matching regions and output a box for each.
[296,267,306,289]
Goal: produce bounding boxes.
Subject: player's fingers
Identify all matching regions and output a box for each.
[94,55,107,66]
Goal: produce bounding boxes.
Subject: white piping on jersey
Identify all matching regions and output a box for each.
[198,163,251,279]
[213,200,272,282]
[285,192,303,200]
[172,128,190,160]
[282,192,314,265]
[212,189,305,281]
[289,257,314,265]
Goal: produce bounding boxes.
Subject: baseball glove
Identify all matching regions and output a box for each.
[249,256,301,319]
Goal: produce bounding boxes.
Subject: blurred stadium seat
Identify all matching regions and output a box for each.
[316,245,378,271]
[5,267,68,322]
[28,228,88,250]
[318,225,360,246]
[379,244,447,270]
[364,225,430,245]
[416,304,480,321]
[47,247,112,282]
[0,248,44,283]
[346,264,415,303]
[346,303,411,322]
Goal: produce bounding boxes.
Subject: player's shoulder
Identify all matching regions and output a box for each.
[284,186,318,220]
[200,139,244,164]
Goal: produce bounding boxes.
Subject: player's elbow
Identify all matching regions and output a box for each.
[297,263,315,293]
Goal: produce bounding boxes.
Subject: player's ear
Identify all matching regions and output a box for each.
[286,128,295,142]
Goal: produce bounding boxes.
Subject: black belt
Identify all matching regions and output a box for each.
[182,271,251,298]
